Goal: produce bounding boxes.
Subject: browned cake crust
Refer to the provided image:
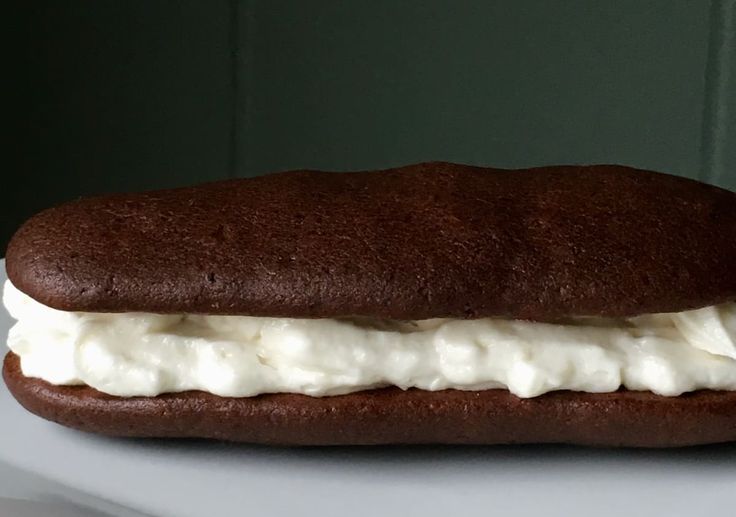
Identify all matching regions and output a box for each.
[6,163,736,320]
[5,353,736,447]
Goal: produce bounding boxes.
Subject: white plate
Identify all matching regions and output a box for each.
[1,260,736,517]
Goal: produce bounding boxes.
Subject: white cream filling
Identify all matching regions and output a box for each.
[4,280,736,398]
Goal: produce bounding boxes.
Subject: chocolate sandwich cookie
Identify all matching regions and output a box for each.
[3,162,736,447]
[7,163,736,320]
[5,353,736,447]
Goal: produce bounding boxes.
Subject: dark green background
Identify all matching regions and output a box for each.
[6,0,736,251]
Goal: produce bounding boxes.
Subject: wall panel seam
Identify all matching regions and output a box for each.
[701,0,735,184]
[233,0,256,178]
[228,0,240,179]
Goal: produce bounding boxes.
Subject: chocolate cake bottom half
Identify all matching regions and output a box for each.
[5,352,736,447]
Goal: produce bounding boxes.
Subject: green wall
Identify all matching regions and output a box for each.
[8,1,231,251]
[239,0,712,177]
[5,0,735,250]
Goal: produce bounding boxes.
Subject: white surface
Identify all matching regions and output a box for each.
[2,261,736,517]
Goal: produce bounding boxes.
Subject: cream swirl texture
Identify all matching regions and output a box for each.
[4,280,736,398]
